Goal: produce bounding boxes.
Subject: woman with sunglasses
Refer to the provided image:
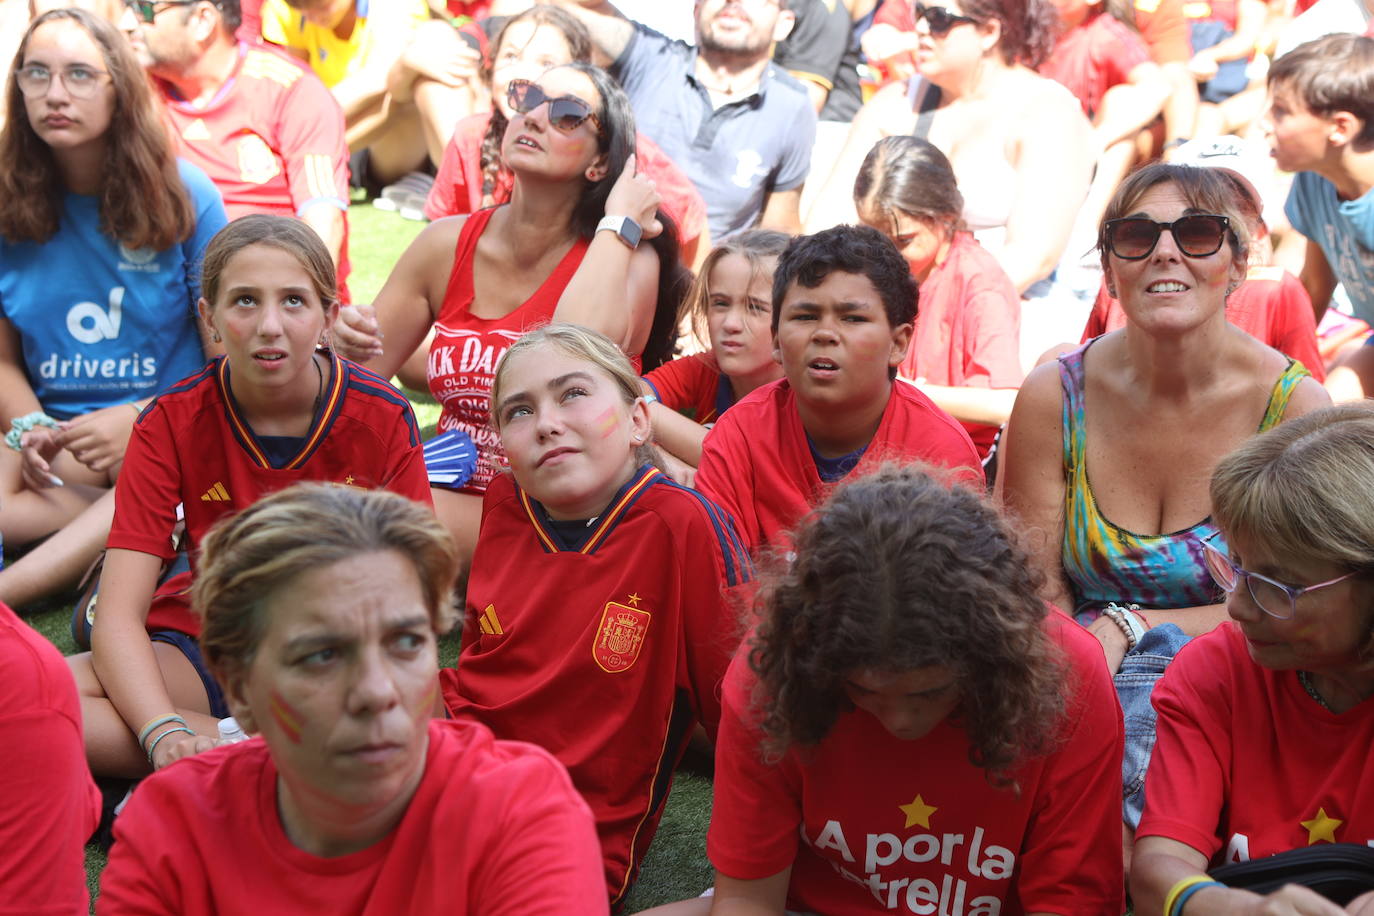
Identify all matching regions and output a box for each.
[999,162,1329,849]
[806,0,1091,300]
[333,62,681,571]
[0,9,224,558]
[419,6,707,264]
[1131,405,1374,916]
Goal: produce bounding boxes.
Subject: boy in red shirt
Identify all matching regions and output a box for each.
[695,225,981,551]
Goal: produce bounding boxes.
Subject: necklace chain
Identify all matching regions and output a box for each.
[1297,670,1333,712]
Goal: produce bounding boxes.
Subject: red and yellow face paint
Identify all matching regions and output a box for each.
[269,689,305,744]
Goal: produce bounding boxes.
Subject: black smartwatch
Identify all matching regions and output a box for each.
[596,215,642,249]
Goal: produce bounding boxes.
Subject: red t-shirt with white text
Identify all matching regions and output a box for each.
[708,610,1125,915]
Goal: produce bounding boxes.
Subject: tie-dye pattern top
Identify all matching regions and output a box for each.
[1059,341,1309,616]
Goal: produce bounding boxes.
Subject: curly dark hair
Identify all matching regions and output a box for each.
[959,0,1060,68]
[748,464,1069,787]
[771,224,918,333]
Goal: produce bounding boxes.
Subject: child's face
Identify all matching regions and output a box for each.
[705,253,780,384]
[773,270,913,414]
[491,21,576,120]
[493,345,649,520]
[198,243,336,399]
[1263,87,1334,173]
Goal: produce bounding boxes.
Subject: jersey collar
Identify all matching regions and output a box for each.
[516,464,662,554]
[215,349,346,470]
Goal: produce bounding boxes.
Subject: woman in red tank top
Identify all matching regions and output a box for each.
[334,62,682,572]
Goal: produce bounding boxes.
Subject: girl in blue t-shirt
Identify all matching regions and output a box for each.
[0,9,225,570]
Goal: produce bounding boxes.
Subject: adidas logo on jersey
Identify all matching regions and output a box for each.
[477,604,503,636]
[200,482,230,502]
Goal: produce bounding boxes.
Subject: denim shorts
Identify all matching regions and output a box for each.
[1116,623,1191,829]
[150,629,231,719]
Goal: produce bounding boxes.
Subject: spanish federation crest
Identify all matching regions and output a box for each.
[593,601,651,673]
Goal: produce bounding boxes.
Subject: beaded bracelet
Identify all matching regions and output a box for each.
[1101,604,1140,651]
[146,726,195,765]
[4,412,58,451]
[137,713,187,749]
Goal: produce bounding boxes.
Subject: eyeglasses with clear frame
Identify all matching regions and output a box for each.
[14,63,110,99]
[1199,530,1360,620]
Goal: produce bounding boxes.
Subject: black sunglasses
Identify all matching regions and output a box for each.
[912,1,978,36]
[1102,214,1231,260]
[506,79,602,135]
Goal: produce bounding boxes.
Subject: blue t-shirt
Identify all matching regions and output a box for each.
[0,160,226,419]
[1285,170,1374,325]
[614,24,816,240]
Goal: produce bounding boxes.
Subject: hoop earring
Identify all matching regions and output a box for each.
[211,331,222,343]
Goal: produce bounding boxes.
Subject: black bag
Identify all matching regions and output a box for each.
[1210,843,1374,905]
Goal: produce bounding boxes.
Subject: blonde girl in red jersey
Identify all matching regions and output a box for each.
[442,323,750,908]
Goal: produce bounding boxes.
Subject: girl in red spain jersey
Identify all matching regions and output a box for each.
[69,215,431,778]
[643,229,788,475]
[441,323,751,911]
[653,464,1125,916]
[333,63,686,573]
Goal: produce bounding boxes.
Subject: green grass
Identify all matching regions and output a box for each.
[20,203,713,914]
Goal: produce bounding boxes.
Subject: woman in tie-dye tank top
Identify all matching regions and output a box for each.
[999,162,1329,841]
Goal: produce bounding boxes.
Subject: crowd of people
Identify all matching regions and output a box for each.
[2,0,1374,913]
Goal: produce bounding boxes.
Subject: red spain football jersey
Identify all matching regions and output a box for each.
[109,352,431,637]
[156,42,352,298]
[441,465,751,908]
[695,379,983,552]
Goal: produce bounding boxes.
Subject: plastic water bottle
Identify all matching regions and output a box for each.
[217,717,249,744]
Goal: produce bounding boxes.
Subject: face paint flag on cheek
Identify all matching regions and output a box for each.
[595,406,619,439]
[269,690,305,743]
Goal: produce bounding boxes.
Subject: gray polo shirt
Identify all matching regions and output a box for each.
[614,23,817,239]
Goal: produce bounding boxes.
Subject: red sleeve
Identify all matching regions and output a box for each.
[1267,271,1325,382]
[677,492,753,741]
[383,428,434,508]
[425,114,488,221]
[108,405,184,560]
[961,286,1023,389]
[706,656,804,880]
[1013,615,1126,913]
[0,609,100,916]
[874,0,914,28]
[1106,20,1152,87]
[278,68,349,214]
[695,413,762,553]
[643,354,717,418]
[1135,630,1232,858]
[466,744,609,915]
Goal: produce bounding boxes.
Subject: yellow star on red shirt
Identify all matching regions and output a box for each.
[627,593,642,607]
[1301,807,1342,845]
[899,794,937,830]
